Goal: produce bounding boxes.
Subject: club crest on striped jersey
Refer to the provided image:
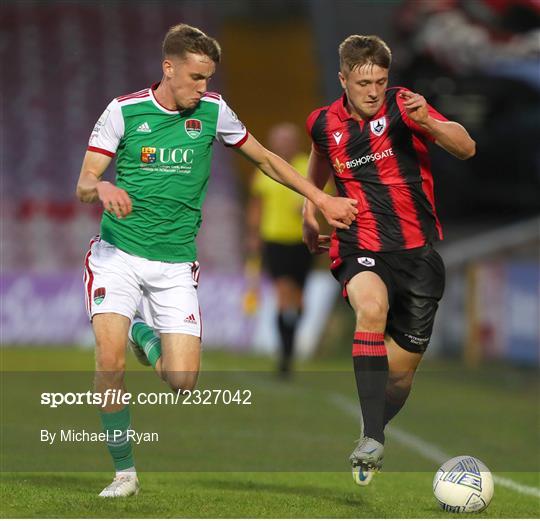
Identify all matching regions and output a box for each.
[141,146,157,163]
[185,119,202,139]
[93,287,106,305]
[370,116,387,137]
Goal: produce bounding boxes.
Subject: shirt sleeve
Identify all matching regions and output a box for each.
[216,98,249,147]
[396,89,448,143]
[88,98,125,157]
[306,108,324,154]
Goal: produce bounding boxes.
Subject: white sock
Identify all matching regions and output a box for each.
[116,466,137,478]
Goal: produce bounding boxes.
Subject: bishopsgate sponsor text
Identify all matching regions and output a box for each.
[346,147,394,168]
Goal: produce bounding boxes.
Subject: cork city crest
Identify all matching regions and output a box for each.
[93,287,106,305]
[185,119,202,139]
[141,146,157,163]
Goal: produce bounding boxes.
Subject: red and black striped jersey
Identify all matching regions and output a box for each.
[307,87,446,261]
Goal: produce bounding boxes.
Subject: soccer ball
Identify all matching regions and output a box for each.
[433,455,494,513]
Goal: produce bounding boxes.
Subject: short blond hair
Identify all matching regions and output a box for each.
[339,35,391,73]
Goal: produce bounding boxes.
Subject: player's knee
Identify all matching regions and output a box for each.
[95,351,126,374]
[355,299,388,330]
[165,372,198,394]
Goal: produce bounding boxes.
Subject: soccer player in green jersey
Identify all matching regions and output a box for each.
[76,23,358,497]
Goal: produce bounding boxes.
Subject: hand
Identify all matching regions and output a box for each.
[303,216,331,255]
[96,181,132,218]
[399,90,429,125]
[318,194,358,230]
[303,216,320,254]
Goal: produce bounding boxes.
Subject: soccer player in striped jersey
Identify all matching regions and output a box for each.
[303,35,475,486]
[76,24,358,498]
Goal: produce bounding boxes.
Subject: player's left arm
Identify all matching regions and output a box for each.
[399,90,476,160]
[236,134,357,230]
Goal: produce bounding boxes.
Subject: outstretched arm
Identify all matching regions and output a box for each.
[76,151,132,219]
[236,133,357,229]
[399,90,476,160]
[302,145,334,254]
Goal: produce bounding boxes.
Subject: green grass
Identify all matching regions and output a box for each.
[2,471,539,518]
[1,347,539,518]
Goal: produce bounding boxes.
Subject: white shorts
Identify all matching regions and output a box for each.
[83,236,201,337]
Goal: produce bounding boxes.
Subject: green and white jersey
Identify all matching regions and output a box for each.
[88,85,248,262]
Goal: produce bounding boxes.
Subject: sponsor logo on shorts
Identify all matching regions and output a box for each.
[185,119,202,139]
[141,146,157,163]
[184,313,197,325]
[358,257,375,267]
[404,333,430,345]
[93,287,106,305]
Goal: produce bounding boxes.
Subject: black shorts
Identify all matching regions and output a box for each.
[331,244,445,353]
[262,241,313,288]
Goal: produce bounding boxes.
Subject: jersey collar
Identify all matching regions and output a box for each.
[150,82,180,114]
[331,93,354,122]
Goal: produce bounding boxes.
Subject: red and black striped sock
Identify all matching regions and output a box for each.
[352,331,389,444]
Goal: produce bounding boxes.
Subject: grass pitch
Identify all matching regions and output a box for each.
[1,347,539,518]
[3,471,539,518]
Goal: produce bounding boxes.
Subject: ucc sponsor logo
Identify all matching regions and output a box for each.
[141,146,194,164]
[346,147,394,169]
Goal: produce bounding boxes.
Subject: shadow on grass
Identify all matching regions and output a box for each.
[190,476,366,509]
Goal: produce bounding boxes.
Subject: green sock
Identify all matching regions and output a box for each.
[132,322,162,369]
[100,405,134,471]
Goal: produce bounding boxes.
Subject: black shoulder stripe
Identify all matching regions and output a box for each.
[385,89,402,121]
[311,109,329,155]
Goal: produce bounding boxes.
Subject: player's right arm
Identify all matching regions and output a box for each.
[237,134,357,230]
[76,151,132,218]
[302,145,333,254]
[76,98,131,218]
[214,96,356,229]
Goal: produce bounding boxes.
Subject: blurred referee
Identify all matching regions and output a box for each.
[246,123,313,376]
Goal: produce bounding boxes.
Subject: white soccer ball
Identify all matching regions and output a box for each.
[433,455,494,513]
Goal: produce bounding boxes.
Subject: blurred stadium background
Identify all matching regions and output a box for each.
[1,0,539,366]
